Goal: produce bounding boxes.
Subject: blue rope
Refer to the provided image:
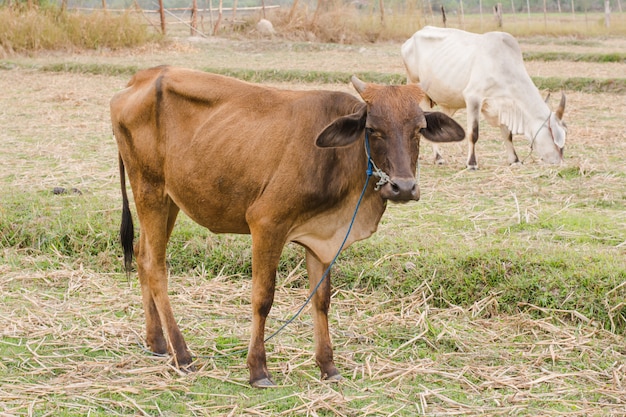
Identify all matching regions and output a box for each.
[264,130,375,343]
[142,132,375,361]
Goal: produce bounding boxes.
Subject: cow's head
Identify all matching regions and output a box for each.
[535,93,567,164]
[316,76,465,202]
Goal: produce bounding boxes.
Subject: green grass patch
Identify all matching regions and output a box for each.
[4,61,625,95]
[532,76,626,94]
[523,51,626,63]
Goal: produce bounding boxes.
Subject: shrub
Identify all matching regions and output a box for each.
[0,5,160,53]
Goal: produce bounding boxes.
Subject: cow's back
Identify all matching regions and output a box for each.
[401,26,527,110]
[111,66,365,236]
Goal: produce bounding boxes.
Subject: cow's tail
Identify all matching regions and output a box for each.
[118,153,134,276]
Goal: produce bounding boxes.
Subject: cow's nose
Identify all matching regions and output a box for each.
[380,178,419,202]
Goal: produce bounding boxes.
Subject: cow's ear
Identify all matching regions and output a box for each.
[316,104,367,148]
[420,112,465,143]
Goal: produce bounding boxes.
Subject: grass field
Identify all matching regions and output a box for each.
[1,33,625,415]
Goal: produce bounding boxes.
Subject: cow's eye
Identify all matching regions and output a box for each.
[366,128,383,140]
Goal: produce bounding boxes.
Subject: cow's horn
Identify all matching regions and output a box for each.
[555,92,566,120]
[351,75,367,95]
[544,92,551,104]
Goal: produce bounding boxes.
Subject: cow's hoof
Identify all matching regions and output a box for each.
[181,363,197,373]
[322,373,343,383]
[466,165,478,171]
[250,377,277,388]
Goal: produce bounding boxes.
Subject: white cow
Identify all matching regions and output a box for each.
[401,26,566,169]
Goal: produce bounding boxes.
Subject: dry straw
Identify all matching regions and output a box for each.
[1,266,625,415]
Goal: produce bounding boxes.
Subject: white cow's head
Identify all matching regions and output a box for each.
[534,93,566,164]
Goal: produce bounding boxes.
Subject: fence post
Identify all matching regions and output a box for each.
[441,5,447,27]
[494,3,503,27]
[604,0,611,27]
[213,0,223,35]
[191,0,198,35]
[158,0,166,34]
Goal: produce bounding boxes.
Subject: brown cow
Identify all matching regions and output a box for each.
[111,66,464,387]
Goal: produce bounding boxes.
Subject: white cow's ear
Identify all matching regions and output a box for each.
[316,104,367,148]
[553,120,566,149]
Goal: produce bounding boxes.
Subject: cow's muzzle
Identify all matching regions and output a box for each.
[380,178,419,202]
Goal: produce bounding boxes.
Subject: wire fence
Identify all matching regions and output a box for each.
[3,0,624,36]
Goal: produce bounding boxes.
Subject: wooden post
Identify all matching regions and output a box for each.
[158,0,166,34]
[494,3,503,27]
[233,0,238,20]
[604,0,611,27]
[213,0,223,35]
[571,0,575,19]
[191,0,198,35]
[543,0,547,29]
[441,5,447,27]
[458,0,464,28]
[379,0,385,26]
[209,0,214,30]
[101,0,106,10]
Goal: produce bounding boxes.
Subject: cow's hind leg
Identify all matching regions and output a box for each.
[465,99,481,170]
[306,250,341,382]
[135,194,191,368]
[431,143,446,165]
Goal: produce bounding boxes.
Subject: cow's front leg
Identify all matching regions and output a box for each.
[501,126,520,165]
[306,250,341,382]
[247,230,284,388]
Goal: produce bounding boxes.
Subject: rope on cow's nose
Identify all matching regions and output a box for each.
[142,130,377,362]
[522,112,552,164]
[364,130,391,191]
[263,130,376,343]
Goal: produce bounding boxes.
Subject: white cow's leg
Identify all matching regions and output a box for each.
[432,143,445,165]
[429,105,455,165]
[501,125,520,165]
[465,100,481,170]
